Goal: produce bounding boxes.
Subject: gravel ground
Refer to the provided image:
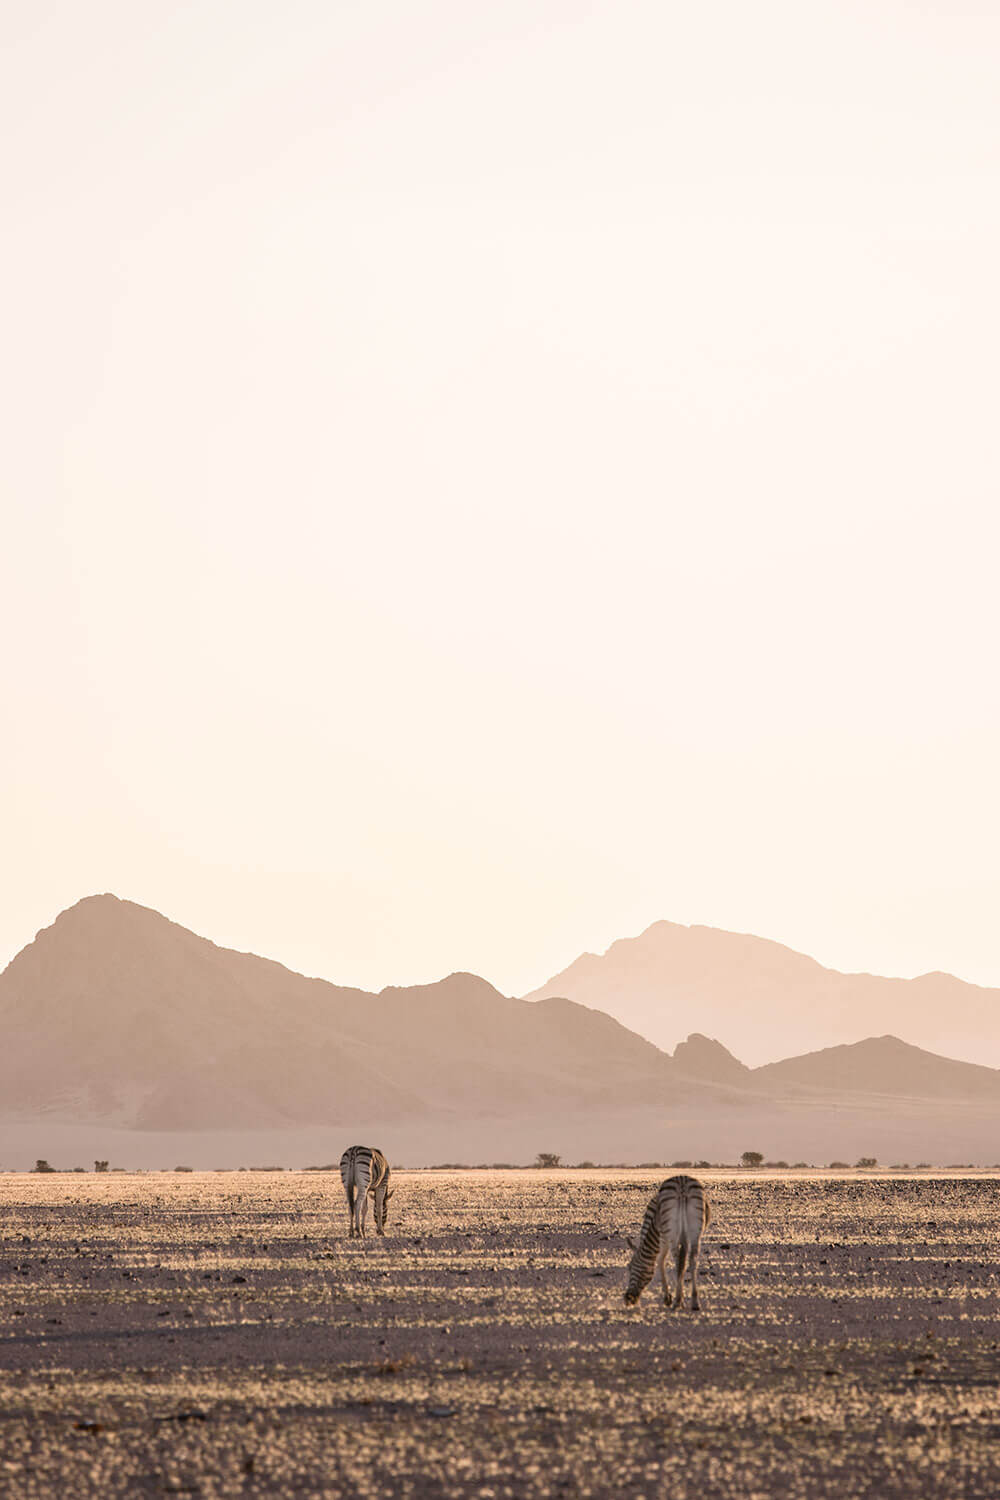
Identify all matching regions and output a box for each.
[1,1169,1000,1497]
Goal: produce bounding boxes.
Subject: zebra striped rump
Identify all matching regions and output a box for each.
[340,1145,394,1238]
[624,1174,710,1311]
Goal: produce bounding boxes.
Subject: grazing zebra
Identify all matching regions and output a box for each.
[340,1145,393,1238]
[624,1174,711,1311]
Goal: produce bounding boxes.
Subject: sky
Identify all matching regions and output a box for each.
[2,1,999,1000]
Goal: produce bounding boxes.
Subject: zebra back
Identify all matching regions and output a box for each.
[655,1173,710,1244]
[340,1145,392,1199]
[624,1174,710,1305]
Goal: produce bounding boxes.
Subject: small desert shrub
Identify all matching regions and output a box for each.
[829,1161,849,1169]
[375,1353,419,1376]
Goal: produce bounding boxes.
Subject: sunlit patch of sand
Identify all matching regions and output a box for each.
[2,1170,1000,1496]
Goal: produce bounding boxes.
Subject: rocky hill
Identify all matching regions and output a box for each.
[670,1029,1000,1102]
[524,920,1000,1067]
[754,1035,1000,1100]
[0,895,685,1131]
[4,897,1000,1168]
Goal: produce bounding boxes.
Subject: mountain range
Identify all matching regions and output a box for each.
[1,895,999,1168]
[524,919,1000,1068]
[0,895,680,1130]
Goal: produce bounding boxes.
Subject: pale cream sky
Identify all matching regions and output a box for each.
[2,1,998,1001]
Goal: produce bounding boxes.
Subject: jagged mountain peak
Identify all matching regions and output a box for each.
[525,921,999,1068]
[673,1032,750,1083]
[0,896,678,1131]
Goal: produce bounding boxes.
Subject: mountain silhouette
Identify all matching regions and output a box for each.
[4,896,1000,1168]
[754,1035,1000,1100]
[672,1033,753,1085]
[0,895,685,1130]
[523,920,1000,1068]
[669,1029,1000,1102]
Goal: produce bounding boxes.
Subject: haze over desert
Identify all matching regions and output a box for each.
[4,0,998,1494]
[3,894,1000,1171]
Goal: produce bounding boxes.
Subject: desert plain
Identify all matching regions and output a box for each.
[1,1169,1000,1497]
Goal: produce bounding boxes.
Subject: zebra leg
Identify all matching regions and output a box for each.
[346,1180,357,1238]
[374,1183,386,1235]
[658,1245,672,1308]
[690,1242,702,1312]
[359,1191,370,1238]
[674,1241,689,1308]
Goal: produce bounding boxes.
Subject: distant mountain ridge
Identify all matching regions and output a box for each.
[0,895,687,1131]
[523,920,1000,1068]
[3,896,1000,1167]
[755,1035,1000,1101]
[670,1031,1000,1103]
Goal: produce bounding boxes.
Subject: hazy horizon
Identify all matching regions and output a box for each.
[4,2,998,999]
[2,891,996,1006]
[5,11,1000,1496]
[7,889,1000,1158]
[7,890,1000,1078]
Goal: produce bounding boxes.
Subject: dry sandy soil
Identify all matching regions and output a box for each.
[1,1170,999,1497]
